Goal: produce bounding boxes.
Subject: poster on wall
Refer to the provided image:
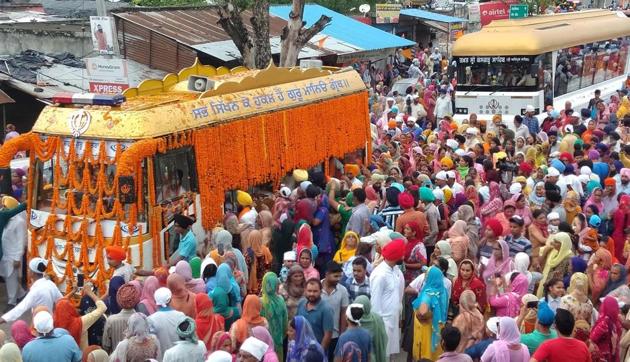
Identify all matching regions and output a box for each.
[90,16,115,55]
[375,3,401,23]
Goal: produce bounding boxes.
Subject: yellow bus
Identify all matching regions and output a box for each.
[0,61,369,292]
[452,10,630,121]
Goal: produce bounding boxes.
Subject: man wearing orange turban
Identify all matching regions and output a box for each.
[440,157,454,170]
[106,245,136,282]
[344,164,363,187]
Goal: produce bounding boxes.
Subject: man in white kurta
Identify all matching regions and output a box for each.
[0,210,27,306]
[369,238,405,357]
[0,257,62,324]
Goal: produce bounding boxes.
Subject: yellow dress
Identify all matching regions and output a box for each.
[412,309,443,361]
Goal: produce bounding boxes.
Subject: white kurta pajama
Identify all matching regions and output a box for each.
[0,211,27,305]
[369,261,405,356]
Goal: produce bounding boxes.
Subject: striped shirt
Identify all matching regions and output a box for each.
[377,206,403,230]
[504,235,532,257]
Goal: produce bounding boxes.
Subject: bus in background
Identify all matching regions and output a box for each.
[451,10,630,122]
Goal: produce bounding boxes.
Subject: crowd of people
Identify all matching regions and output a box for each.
[1,51,630,362]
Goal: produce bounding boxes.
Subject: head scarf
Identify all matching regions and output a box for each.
[537,232,574,297]
[594,296,622,348]
[175,260,206,294]
[288,316,326,362]
[447,220,469,263]
[176,316,198,343]
[457,290,485,341]
[106,276,126,314]
[232,295,267,344]
[567,272,589,303]
[210,331,234,353]
[510,273,529,299]
[251,326,277,361]
[0,343,22,362]
[10,320,34,348]
[126,312,151,339]
[404,221,423,260]
[260,272,288,356]
[564,256,587,287]
[493,317,526,362]
[412,266,448,352]
[215,263,235,294]
[354,295,388,362]
[334,231,360,263]
[194,293,224,349]
[139,276,160,315]
[513,252,533,285]
[285,265,306,299]
[167,273,196,317]
[601,264,628,297]
[53,298,83,345]
[483,239,513,280]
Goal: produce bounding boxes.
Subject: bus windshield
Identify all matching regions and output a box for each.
[455,54,551,92]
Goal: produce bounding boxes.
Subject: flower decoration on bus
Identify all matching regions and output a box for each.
[68,109,92,138]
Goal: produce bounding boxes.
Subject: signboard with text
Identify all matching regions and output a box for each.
[509,4,529,19]
[375,3,402,23]
[85,57,129,94]
[479,0,519,26]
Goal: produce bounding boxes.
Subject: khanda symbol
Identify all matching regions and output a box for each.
[68,109,92,138]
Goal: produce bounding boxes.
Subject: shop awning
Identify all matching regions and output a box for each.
[270,4,415,56]
[400,8,467,23]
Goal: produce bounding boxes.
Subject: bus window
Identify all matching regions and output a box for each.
[154,147,197,204]
[556,37,629,97]
[455,56,539,92]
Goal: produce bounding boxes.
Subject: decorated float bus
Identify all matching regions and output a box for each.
[0,61,370,292]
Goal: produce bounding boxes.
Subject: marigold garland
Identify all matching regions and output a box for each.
[193,91,369,228]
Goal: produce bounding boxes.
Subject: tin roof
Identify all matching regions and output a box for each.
[113,7,287,46]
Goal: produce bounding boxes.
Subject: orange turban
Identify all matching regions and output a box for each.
[388,119,397,128]
[440,157,454,169]
[344,164,360,177]
[604,178,616,187]
[105,245,126,261]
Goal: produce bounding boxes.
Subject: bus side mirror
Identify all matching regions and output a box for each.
[118,176,136,204]
[0,168,11,195]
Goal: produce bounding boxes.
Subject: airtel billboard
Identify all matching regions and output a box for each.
[479,0,519,26]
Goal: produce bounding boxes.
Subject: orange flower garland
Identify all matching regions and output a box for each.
[193,91,370,228]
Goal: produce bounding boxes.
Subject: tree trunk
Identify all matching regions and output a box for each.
[251,0,272,69]
[217,1,255,68]
[279,0,331,67]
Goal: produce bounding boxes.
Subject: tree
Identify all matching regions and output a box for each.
[216,0,331,69]
[279,0,331,67]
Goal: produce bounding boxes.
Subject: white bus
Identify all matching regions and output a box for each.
[451,10,630,122]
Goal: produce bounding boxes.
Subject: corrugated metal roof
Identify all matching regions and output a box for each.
[113,7,287,46]
[400,8,467,23]
[192,37,327,62]
[270,4,416,51]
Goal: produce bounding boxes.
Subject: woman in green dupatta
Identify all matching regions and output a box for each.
[260,272,288,361]
[211,286,240,330]
[355,295,388,362]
